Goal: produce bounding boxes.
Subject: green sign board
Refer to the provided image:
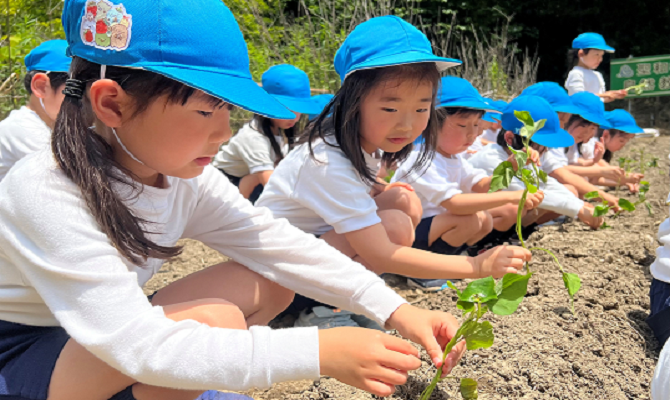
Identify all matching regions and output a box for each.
[611,55,670,97]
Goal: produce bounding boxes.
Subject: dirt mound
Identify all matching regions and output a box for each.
[145,136,670,399]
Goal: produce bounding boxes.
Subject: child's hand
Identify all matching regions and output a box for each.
[318,327,421,397]
[628,172,644,184]
[523,190,544,210]
[626,182,640,194]
[593,138,606,164]
[506,148,541,171]
[599,166,625,182]
[386,304,466,377]
[473,245,531,278]
[602,192,621,213]
[578,203,604,229]
[384,181,415,192]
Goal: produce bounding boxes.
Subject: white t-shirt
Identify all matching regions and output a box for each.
[565,66,606,97]
[212,121,288,178]
[565,144,581,165]
[0,149,406,391]
[481,128,500,143]
[464,137,486,159]
[580,137,598,161]
[391,149,488,219]
[468,144,584,217]
[542,147,572,174]
[256,137,382,236]
[0,106,51,182]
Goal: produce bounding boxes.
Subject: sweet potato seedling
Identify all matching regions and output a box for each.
[485,111,581,313]
[420,274,532,400]
[625,81,649,95]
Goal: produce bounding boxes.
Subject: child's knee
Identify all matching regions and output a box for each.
[180,299,248,330]
[263,280,295,313]
[494,204,519,231]
[381,209,414,247]
[563,184,579,197]
[385,186,423,226]
[478,211,494,235]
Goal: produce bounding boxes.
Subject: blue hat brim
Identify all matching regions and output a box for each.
[345,51,462,79]
[578,110,609,127]
[27,61,71,73]
[271,94,323,116]
[482,112,501,123]
[613,125,644,134]
[553,104,583,115]
[437,99,500,113]
[529,129,575,148]
[145,65,296,120]
[572,44,615,53]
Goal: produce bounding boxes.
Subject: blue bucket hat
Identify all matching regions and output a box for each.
[24,40,72,72]
[62,0,294,120]
[502,96,574,148]
[603,110,644,134]
[570,92,608,126]
[437,77,500,112]
[482,99,507,123]
[520,82,582,115]
[572,33,615,53]
[308,94,334,121]
[262,65,321,115]
[334,16,461,81]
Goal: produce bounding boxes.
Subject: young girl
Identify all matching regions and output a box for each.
[469,96,604,230]
[0,2,467,399]
[213,64,320,203]
[257,17,532,299]
[391,77,543,289]
[565,32,627,103]
[540,91,622,210]
[577,110,644,192]
[0,40,70,181]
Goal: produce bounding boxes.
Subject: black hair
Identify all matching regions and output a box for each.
[53,56,226,264]
[566,114,596,155]
[23,70,69,95]
[251,115,296,165]
[301,63,441,186]
[496,129,547,155]
[596,127,628,163]
[566,48,594,72]
[435,107,485,127]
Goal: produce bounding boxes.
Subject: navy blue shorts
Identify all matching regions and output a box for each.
[219,169,263,204]
[0,320,136,400]
[413,216,467,255]
[648,278,670,347]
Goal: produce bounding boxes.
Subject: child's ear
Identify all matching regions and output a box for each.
[89,79,132,128]
[602,130,611,141]
[30,73,50,99]
[503,131,515,145]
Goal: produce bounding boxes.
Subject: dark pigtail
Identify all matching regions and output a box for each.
[52,57,224,264]
[253,115,291,165]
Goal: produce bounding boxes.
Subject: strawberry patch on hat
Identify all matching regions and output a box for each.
[80,0,132,51]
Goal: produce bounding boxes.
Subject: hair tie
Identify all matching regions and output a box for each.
[62,79,85,99]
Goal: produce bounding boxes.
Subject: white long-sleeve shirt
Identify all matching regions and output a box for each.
[468,144,584,218]
[0,149,406,391]
[0,106,51,182]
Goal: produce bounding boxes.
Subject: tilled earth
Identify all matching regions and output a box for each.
[145,135,670,400]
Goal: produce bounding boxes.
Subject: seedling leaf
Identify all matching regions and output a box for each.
[463,321,494,351]
[646,202,654,216]
[618,198,636,212]
[457,300,475,313]
[600,221,612,229]
[509,146,528,171]
[562,272,581,298]
[446,280,461,296]
[593,204,610,217]
[514,110,534,128]
[538,169,548,184]
[460,378,479,400]
[459,276,497,303]
[487,272,532,315]
[584,191,600,200]
[489,161,515,193]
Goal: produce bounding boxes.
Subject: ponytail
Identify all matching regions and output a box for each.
[52,57,223,264]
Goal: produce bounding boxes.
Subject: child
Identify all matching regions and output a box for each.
[479,99,506,145]
[0,2,468,399]
[257,17,532,302]
[577,110,644,192]
[539,91,622,210]
[469,96,604,230]
[651,207,670,398]
[0,40,70,181]
[565,33,627,103]
[391,77,544,289]
[213,65,320,203]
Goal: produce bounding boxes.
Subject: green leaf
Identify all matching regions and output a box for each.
[457,300,475,313]
[646,202,654,216]
[537,169,548,184]
[600,222,612,229]
[460,378,479,400]
[525,181,538,194]
[459,276,497,303]
[489,161,515,193]
[446,280,461,296]
[562,272,581,298]
[527,119,546,141]
[486,272,532,315]
[514,110,534,127]
[593,204,611,217]
[463,321,494,351]
[639,181,650,195]
[618,198,636,212]
[509,146,528,171]
[584,191,600,200]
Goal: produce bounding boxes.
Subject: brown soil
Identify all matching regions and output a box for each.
[144,136,670,400]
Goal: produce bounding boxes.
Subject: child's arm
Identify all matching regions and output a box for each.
[564,164,625,182]
[440,190,542,216]
[550,166,620,211]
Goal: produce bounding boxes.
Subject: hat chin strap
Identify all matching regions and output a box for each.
[111,127,145,166]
